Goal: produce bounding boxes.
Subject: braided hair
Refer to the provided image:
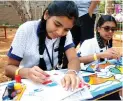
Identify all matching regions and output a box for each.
[37,1,78,70]
[96,15,117,62]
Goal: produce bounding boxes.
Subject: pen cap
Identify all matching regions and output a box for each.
[14,83,22,90]
[15,75,21,83]
[7,82,15,96]
[7,82,14,90]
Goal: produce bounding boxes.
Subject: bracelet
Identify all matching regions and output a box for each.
[94,53,98,61]
[66,69,79,75]
[15,67,22,75]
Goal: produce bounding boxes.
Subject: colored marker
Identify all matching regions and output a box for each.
[16,85,26,101]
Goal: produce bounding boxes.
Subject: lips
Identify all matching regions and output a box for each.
[52,33,58,38]
[106,35,112,39]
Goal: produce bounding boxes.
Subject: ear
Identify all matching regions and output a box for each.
[97,27,101,33]
[44,10,49,20]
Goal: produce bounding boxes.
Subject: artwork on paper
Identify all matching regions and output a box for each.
[81,57,123,98]
[83,58,123,85]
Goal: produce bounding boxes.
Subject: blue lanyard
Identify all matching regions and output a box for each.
[45,39,58,69]
[45,43,54,68]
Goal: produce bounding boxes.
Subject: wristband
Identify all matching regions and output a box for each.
[15,67,22,75]
[94,53,98,61]
[66,69,79,75]
[15,67,22,83]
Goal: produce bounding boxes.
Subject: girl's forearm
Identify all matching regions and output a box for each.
[5,65,29,79]
[68,57,80,72]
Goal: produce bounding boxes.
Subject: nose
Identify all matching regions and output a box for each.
[109,29,114,33]
[108,30,114,36]
[57,28,64,37]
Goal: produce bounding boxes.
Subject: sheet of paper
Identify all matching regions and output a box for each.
[21,81,92,101]
[0,84,7,101]
[62,86,93,101]
[20,70,93,101]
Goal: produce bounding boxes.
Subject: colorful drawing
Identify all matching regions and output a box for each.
[116,65,123,73]
[86,66,95,73]
[46,82,58,87]
[84,61,112,73]
[108,57,123,66]
[86,59,123,74]
[83,59,123,87]
[42,79,58,87]
[90,62,111,69]
[109,65,123,74]
[83,74,117,85]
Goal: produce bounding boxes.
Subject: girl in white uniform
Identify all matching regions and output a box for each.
[78,15,120,64]
[5,1,81,91]
[78,15,122,100]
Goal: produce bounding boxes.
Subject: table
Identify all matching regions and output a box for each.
[0,59,123,101]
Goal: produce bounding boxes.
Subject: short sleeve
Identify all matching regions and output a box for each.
[64,31,75,51]
[7,22,29,61]
[77,40,93,57]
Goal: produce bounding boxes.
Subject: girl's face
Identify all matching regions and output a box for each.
[97,21,117,41]
[44,12,74,39]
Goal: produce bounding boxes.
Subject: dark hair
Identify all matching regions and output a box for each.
[46,1,78,24]
[96,15,117,49]
[38,1,78,70]
[96,15,117,29]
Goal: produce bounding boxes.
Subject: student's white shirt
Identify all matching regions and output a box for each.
[8,20,75,70]
[77,37,107,57]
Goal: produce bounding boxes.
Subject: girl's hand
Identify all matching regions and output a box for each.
[101,48,120,59]
[61,71,81,91]
[27,66,49,83]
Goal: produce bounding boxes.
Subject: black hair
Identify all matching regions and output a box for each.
[96,15,117,29]
[38,1,78,70]
[47,1,78,24]
[96,15,117,49]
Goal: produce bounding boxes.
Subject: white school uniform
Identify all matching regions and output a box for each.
[8,20,75,70]
[77,37,107,57]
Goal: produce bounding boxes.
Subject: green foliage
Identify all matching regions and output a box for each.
[2,22,9,26]
[114,0,123,4]
[98,1,105,13]
[18,23,22,27]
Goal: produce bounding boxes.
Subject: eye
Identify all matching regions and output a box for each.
[54,22,61,27]
[64,29,69,32]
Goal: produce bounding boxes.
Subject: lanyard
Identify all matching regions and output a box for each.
[100,41,109,52]
[100,42,109,62]
[45,44,54,68]
[45,39,57,69]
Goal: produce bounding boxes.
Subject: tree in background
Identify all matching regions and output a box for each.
[115,0,123,4]
[8,1,50,22]
[99,0,122,15]
[98,0,122,31]
[98,1,105,13]
[8,1,33,22]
